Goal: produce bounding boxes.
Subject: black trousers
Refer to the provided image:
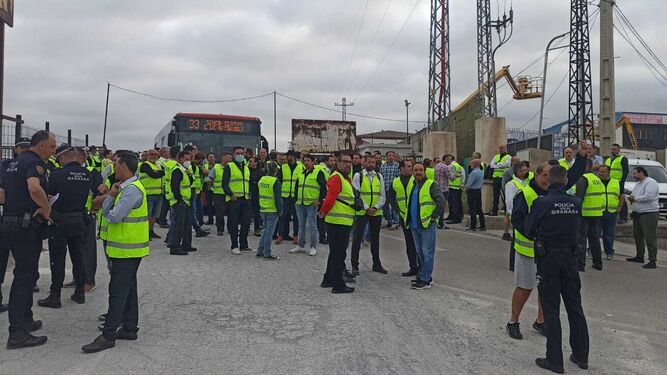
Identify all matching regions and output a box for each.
[227,198,251,250]
[203,190,214,221]
[103,257,141,340]
[167,202,192,249]
[83,215,98,284]
[212,194,227,233]
[278,197,299,238]
[48,218,86,293]
[467,189,486,229]
[492,177,505,214]
[0,230,9,285]
[401,221,419,270]
[158,195,170,224]
[509,240,516,271]
[577,216,602,270]
[536,249,589,368]
[2,226,42,335]
[323,223,352,288]
[317,216,327,242]
[447,189,463,222]
[350,215,383,269]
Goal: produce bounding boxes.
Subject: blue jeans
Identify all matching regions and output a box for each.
[411,222,437,283]
[258,213,279,257]
[295,204,319,249]
[601,212,618,256]
[383,195,400,226]
[190,193,203,230]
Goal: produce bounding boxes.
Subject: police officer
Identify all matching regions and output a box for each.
[37,145,98,308]
[524,165,590,374]
[0,130,55,349]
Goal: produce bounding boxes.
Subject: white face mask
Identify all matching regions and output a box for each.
[183,161,192,169]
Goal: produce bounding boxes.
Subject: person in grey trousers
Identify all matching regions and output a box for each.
[626,166,660,269]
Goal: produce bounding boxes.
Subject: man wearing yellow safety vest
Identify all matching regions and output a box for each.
[350,155,388,275]
[138,149,165,239]
[558,147,575,171]
[504,161,529,270]
[388,160,420,277]
[445,155,465,224]
[222,146,254,255]
[505,143,588,341]
[490,144,511,216]
[276,150,303,245]
[184,146,209,238]
[82,153,149,353]
[605,143,629,223]
[316,154,335,245]
[406,162,446,290]
[598,165,623,260]
[156,147,177,228]
[574,159,604,271]
[291,154,327,256]
[257,163,283,260]
[165,151,194,256]
[319,153,356,294]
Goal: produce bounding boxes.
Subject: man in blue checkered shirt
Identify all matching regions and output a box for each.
[379,151,401,229]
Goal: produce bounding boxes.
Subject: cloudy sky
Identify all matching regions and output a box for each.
[4,0,666,151]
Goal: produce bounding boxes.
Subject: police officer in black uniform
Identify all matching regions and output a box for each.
[0,130,55,349]
[525,165,590,374]
[37,145,99,308]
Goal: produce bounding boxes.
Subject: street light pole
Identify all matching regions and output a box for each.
[404,99,411,144]
[537,32,569,150]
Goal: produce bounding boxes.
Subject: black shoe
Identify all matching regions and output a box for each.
[320,280,334,288]
[445,220,461,224]
[71,290,86,304]
[411,281,432,290]
[478,227,487,231]
[343,275,356,283]
[489,212,498,217]
[184,247,198,252]
[372,266,388,274]
[401,268,418,277]
[351,267,360,276]
[98,314,107,322]
[569,354,589,370]
[591,263,603,271]
[169,249,188,255]
[82,335,115,353]
[0,303,7,313]
[263,255,280,261]
[502,232,513,241]
[115,327,138,341]
[643,261,657,269]
[626,256,644,263]
[437,223,444,229]
[343,269,357,279]
[149,231,161,239]
[465,227,477,232]
[240,247,255,252]
[535,358,564,374]
[37,294,62,309]
[506,322,522,340]
[319,239,329,245]
[331,286,355,294]
[532,321,546,336]
[195,231,209,238]
[217,230,224,236]
[25,319,43,332]
[7,332,47,350]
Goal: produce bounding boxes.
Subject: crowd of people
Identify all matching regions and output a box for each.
[0,131,662,372]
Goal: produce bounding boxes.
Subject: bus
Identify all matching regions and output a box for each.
[154,113,268,155]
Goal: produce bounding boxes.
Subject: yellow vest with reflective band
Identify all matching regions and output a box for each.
[162,159,178,201]
[138,161,163,196]
[425,167,435,180]
[281,163,304,198]
[105,180,150,259]
[558,158,571,170]
[316,164,331,181]
[258,175,279,214]
[85,165,95,212]
[324,171,356,226]
[513,186,539,257]
[492,154,510,178]
[449,162,463,190]
[603,178,621,214]
[510,177,527,192]
[211,163,224,194]
[87,155,103,173]
[581,173,604,217]
[190,164,203,194]
[296,168,322,206]
[357,171,383,216]
[168,165,192,206]
[406,179,436,229]
[604,155,626,181]
[226,162,250,202]
[392,176,413,223]
[98,178,112,240]
[526,171,535,182]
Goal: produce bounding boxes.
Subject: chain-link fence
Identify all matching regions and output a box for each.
[1,118,85,159]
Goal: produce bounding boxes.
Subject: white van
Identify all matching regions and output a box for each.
[624,159,667,218]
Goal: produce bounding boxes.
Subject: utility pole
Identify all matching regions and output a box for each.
[273,91,277,151]
[334,97,354,121]
[538,32,570,150]
[405,100,411,144]
[599,0,616,156]
[102,82,110,147]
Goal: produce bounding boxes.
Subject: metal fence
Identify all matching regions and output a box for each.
[1,119,85,159]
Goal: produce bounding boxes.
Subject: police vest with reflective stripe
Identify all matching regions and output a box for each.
[226,162,250,202]
[392,176,413,223]
[603,178,621,214]
[105,180,150,259]
[168,164,193,207]
[581,173,604,217]
[513,186,539,257]
[258,175,279,213]
[406,178,436,229]
[324,171,356,227]
[138,161,163,196]
[449,162,463,190]
[211,163,225,194]
[296,168,322,206]
[492,154,510,178]
[357,171,383,216]
[281,163,304,198]
[604,155,626,181]
[558,158,571,170]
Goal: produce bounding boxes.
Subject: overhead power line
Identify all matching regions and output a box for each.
[338,0,370,98]
[108,83,274,103]
[613,5,667,75]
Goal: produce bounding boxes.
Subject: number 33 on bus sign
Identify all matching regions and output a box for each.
[188,119,245,133]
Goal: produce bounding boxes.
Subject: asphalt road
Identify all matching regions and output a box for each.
[0,222,664,375]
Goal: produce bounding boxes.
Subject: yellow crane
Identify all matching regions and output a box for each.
[616,115,639,150]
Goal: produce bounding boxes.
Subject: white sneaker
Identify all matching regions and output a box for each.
[309,247,317,256]
[289,247,306,253]
[231,248,241,255]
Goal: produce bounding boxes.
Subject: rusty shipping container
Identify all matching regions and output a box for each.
[291,119,357,152]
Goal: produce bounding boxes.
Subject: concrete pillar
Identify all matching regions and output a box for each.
[423,131,457,160]
[474,117,507,164]
[516,148,552,171]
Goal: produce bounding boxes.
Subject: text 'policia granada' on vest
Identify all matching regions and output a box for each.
[281,163,304,198]
[406,178,436,229]
[324,171,356,227]
[513,185,539,257]
[258,175,278,213]
[449,162,463,190]
[604,155,626,181]
[581,173,605,217]
[493,154,511,178]
[105,180,150,259]
[392,175,414,223]
[211,163,224,194]
[296,168,321,206]
[138,161,163,196]
[604,178,621,213]
[226,162,250,202]
[357,171,383,216]
[168,164,192,207]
